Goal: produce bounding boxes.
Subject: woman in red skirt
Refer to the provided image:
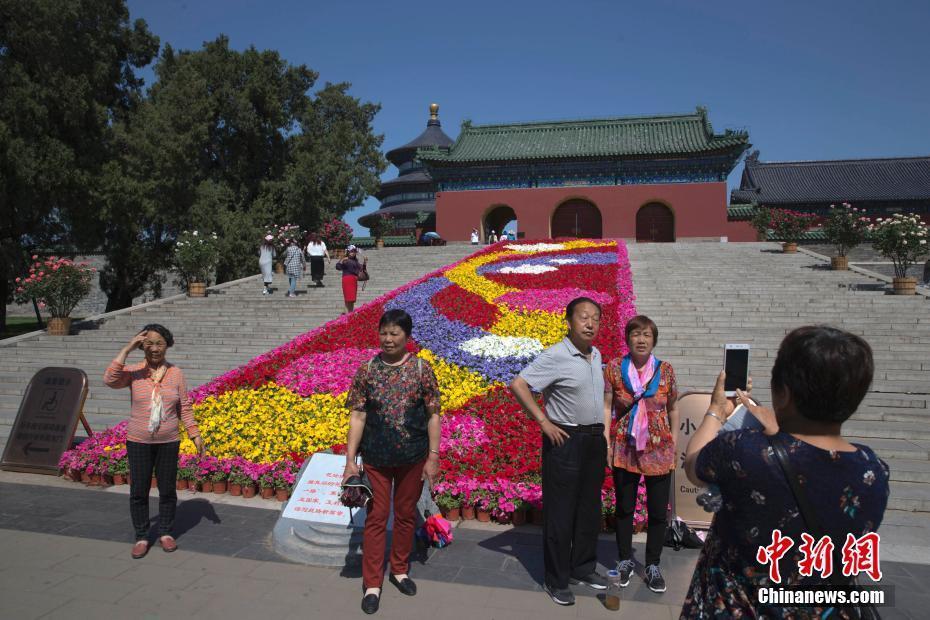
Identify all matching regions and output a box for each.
[336,245,366,313]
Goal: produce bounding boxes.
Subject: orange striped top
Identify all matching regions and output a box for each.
[104,360,200,444]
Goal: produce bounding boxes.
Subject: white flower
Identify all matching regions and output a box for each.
[504,242,565,253]
[459,334,544,359]
[193,231,199,236]
[549,258,578,265]
[498,264,558,274]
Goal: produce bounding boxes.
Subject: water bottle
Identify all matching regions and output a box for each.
[605,569,621,610]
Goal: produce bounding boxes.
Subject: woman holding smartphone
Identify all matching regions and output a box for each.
[603,315,679,594]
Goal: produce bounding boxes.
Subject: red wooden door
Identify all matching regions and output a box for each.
[636,203,675,242]
[551,201,602,238]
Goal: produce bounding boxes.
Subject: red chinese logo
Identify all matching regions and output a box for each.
[798,533,834,578]
[756,529,794,583]
[841,532,882,581]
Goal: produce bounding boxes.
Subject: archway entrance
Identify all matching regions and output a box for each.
[551,200,602,238]
[636,203,675,242]
[483,205,517,241]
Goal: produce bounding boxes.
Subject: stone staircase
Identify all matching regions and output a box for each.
[0,245,475,451]
[628,242,930,513]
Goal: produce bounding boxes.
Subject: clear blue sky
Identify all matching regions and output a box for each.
[127,0,930,234]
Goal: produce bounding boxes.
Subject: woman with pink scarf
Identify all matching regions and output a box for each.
[603,315,679,594]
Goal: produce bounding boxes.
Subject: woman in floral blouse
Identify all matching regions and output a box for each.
[681,325,890,618]
[343,309,441,615]
[604,315,679,594]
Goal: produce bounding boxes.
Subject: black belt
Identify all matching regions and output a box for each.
[554,423,605,435]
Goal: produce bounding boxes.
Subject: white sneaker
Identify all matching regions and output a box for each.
[262,289,269,295]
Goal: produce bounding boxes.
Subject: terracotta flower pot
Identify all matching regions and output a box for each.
[113,474,126,485]
[201,480,214,493]
[260,486,274,499]
[47,317,72,336]
[443,506,461,521]
[213,481,227,494]
[80,470,91,484]
[275,488,289,502]
[476,509,491,523]
[102,474,113,486]
[893,277,917,295]
[511,509,527,526]
[242,484,257,498]
[831,256,849,270]
[782,242,798,254]
[176,479,188,491]
[461,505,476,520]
[188,479,198,492]
[187,282,207,297]
[496,512,512,525]
[89,473,102,486]
[229,483,242,496]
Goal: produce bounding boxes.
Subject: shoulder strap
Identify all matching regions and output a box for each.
[768,434,851,588]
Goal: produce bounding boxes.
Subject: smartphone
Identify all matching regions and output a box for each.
[723,344,750,397]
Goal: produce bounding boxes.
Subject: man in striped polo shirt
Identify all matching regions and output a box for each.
[510,297,608,606]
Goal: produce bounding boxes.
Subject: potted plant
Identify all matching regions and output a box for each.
[823,203,870,270]
[259,467,276,499]
[369,213,395,249]
[749,206,772,242]
[174,230,219,297]
[273,463,293,502]
[319,218,353,258]
[110,455,128,485]
[210,460,230,494]
[228,459,252,497]
[177,454,198,491]
[197,456,218,493]
[13,256,95,336]
[869,214,930,294]
[768,208,816,253]
[433,485,463,521]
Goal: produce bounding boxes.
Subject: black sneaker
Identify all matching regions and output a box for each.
[616,559,634,587]
[543,583,575,606]
[569,572,607,590]
[645,564,666,593]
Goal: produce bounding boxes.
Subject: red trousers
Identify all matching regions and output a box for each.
[362,459,425,588]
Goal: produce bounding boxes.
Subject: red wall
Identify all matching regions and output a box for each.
[436,183,744,241]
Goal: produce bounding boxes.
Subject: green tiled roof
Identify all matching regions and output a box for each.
[727,203,756,221]
[418,107,749,164]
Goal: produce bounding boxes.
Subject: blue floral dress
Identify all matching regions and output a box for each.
[680,429,890,619]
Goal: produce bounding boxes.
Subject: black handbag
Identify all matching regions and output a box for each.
[665,517,705,550]
[339,472,373,509]
[768,434,881,619]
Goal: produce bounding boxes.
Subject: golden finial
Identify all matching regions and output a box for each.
[429,103,439,119]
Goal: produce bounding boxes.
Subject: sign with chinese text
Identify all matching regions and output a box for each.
[1,367,89,474]
[283,453,392,528]
[672,391,712,528]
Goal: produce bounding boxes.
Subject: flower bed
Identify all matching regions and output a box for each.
[60,239,652,527]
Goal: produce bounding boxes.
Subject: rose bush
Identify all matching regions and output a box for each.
[14,256,95,318]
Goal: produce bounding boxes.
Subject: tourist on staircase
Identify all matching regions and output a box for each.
[341,309,442,615]
[604,315,679,594]
[336,245,367,314]
[510,297,609,606]
[305,233,329,288]
[258,235,275,295]
[681,326,890,618]
[103,324,205,559]
[283,238,305,298]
